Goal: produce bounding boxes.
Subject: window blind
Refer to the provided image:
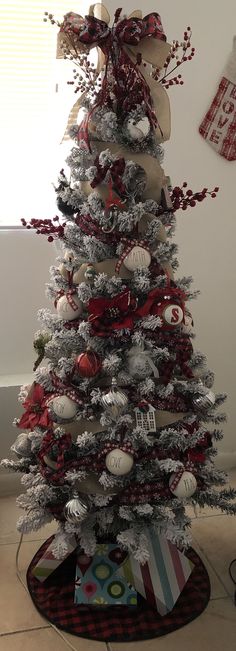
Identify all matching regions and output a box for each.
[0,0,90,226]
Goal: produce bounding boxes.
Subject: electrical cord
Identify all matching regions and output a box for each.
[15,534,113,651]
[229,559,236,605]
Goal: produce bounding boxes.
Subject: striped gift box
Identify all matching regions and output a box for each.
[117,529,194,615]
[32,536,77,582]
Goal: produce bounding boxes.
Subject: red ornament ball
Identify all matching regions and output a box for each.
[75,351,102,378]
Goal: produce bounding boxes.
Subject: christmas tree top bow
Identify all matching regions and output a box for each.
[57,6,170,68]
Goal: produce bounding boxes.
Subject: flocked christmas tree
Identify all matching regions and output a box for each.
[2,4,236,569]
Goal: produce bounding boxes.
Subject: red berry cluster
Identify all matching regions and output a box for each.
[171,183,219,211]
[153,27,195,88]
[21,216,66,242]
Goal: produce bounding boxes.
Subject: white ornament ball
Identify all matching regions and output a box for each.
[105,448,134,476]
[128,346,158,379]
[127,117,150,141]
[48,395,78,420]
[163,304,184,326]
[123,246,151,272]
[169,471,197,498]
[56,295,83,321]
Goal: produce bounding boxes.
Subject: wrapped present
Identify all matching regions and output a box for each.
[74,544,137,606]
[116,529,194,615]
[32,536,77,582]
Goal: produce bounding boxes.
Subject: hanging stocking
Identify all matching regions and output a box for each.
[199,37,236,160]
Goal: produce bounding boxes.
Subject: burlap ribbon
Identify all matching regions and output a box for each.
[57,5,171,142]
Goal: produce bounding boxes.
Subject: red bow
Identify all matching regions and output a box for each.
[88,289,138,336]
[38,430,72,471]
[61,12,166,47]
[135,286,186,319]
[18,383,51,430]
[90,156,126,196]
[61,12,166,147]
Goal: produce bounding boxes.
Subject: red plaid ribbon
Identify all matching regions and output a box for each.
[115,238,150,273]
[62,12,166,147]
[54,289,79,312]
[91,157,126,196]
[49,373,83,405]
[38,431,72,471]
[60,12,166,46]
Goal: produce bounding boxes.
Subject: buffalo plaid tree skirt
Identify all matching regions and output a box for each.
[26,536,210,642]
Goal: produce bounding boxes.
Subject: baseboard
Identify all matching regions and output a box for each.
[0,472,22,497]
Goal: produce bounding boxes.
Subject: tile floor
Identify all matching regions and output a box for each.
[0,471,236,651]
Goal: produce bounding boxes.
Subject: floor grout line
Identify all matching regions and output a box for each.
[195,540,234,601]
[0,625,51,637]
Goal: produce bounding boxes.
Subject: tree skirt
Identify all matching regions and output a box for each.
[26,536,210,642]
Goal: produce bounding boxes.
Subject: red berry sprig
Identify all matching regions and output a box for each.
[171,183,219,212]
[21,216,66,242]
[153,27,195,88]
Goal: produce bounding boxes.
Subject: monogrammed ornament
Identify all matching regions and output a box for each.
[123,246,151,272]
[48,395,78,420]
[169,471,197,498]
[162,303,184,327]
[105,448,134,476]
[56,294,83,321]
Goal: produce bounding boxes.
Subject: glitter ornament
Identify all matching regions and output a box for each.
[123,246,151,272]
[169,471,197,498]
[56,294,83,321]
[64,492,90,523]
[128,346,159,379]
[11,433,31,457]
[101,378,128,418]
[48,395,78,420]
[75,350,102,378]
[126,116,150,141]
[105,448,134,476]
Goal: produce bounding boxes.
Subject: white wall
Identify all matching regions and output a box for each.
[1,0,236,475]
